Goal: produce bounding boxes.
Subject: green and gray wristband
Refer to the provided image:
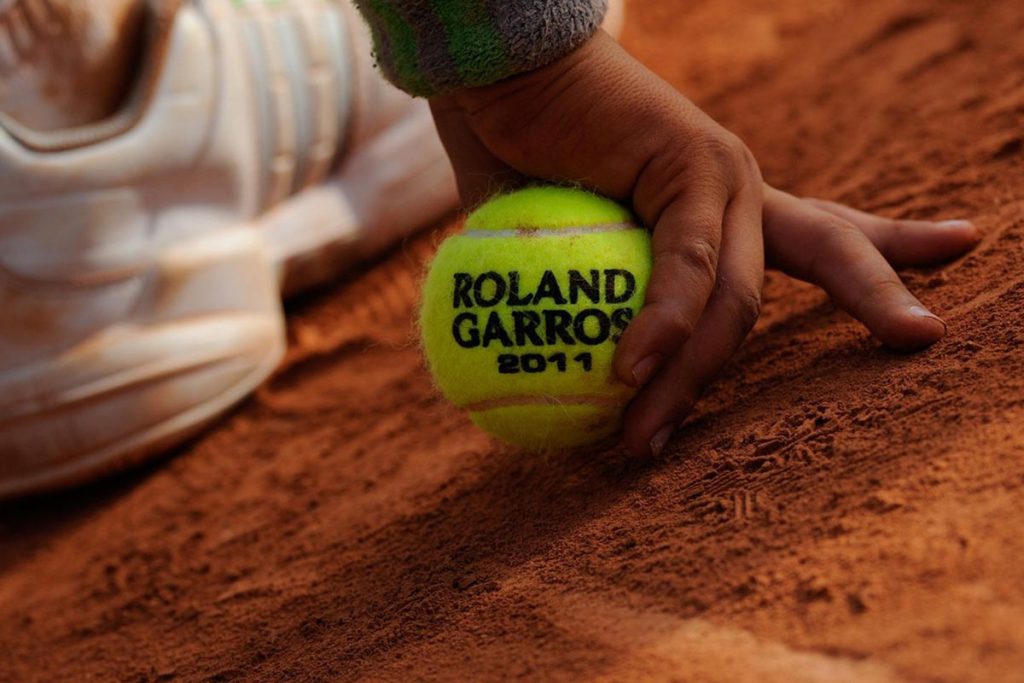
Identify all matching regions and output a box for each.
[354,0,608,97]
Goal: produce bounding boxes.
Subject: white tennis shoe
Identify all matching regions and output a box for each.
[0,0,628,499]
[0,0,457,499]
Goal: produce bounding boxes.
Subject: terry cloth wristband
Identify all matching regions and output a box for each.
[353,0,608,97]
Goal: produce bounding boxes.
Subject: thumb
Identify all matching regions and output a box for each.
[429,99,528,207]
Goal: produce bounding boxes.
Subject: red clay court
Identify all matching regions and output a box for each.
[2,1,1023,680]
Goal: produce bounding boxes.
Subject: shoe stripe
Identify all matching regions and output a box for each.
[271,10,312,197]
[322,6,353,168]
[233,0,354,209]
[252,7,297,208]
[294,4,337,189]
[237,3,295,210]
[239,14,277,212]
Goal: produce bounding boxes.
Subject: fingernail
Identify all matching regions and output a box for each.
[650,425,674,457]
[910,305,947,334]
[934,220,974,230]
[631,354,663,387]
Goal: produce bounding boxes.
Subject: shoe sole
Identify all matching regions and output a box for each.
[0,228,285,499]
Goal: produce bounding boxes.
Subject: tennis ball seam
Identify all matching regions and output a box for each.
[461,221,638,238]
[463,393,628,412]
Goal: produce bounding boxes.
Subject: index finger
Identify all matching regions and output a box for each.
[613,176,730,388]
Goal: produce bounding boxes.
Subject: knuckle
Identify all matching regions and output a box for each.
[848,275,907,320]
[660,236,720,284]
[670,378,704,416]
[861,275,907,307]
[802,197,834,212]
[736,142,763,184]
[819,213,858,237]
[685,131,747,182]
[688,236,721,277]
[690,131,741,166]
[808,217,862,272]
[646,301,695,341]
[729,287,763,332]
[686,205,723,232]
[881,215,905,235]
[683,131,765,195]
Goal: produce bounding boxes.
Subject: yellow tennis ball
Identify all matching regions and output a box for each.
[420,186,652,449]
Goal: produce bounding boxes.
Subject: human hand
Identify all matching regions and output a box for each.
[430,32,978,457]
[620,185,978,457]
